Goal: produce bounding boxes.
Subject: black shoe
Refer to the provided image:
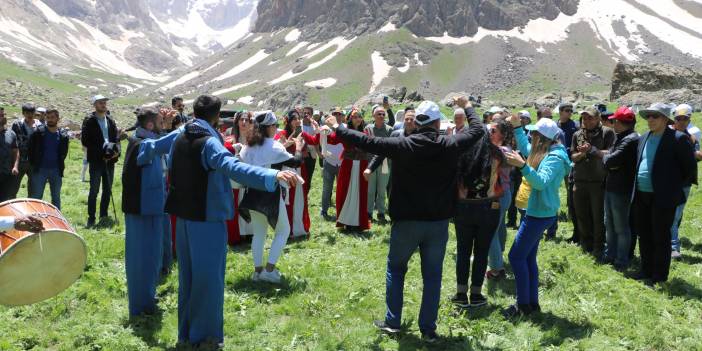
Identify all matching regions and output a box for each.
[613,264,627,272]
[530,303,541,313]
[566,236,578,244]
[451,293,470,308]
[421,330,439,343]
[373,320,400,334]
[502,304,531,319]
[368,214,374,223]
[86,218,96,228]
[630,271,652,281]
[470,293,487,307]
[377,213,387,224]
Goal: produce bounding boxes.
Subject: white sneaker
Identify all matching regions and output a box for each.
[672,250,682,259]
[252,271,261,282]
[258,269,282,284]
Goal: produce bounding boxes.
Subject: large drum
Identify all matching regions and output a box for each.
[0,199,87,306]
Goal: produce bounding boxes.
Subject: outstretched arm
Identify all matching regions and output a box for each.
[333,125,407,159]
[137,129,181,166]
[201,138,279,192]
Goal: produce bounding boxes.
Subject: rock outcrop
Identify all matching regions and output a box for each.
[254,0,580,41]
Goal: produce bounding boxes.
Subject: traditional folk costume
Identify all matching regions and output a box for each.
[239,112,303,273]
[274,129,310,238]
[164,118,279,345]
[306,129,371,231]
[121,126,179,316]
[223,138,254,245]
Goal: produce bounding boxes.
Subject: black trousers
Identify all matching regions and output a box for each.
[633,191,676,282]
[9,161,32,199]
[88,161,115,221]
[0,173,15,202]
[303,156,316,193]
[454,200,501,290]
[507,170,522,226]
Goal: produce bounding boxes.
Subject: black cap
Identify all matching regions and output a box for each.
[22,103,36,113]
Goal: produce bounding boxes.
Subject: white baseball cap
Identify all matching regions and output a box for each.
[488,106,503,114]
[91,95,109,104]
[518,110,532,119]
[674,103,693,117]
[415,101,445,126]
[254,110,277,126]
[525,118,561,141]
[36,107,47,113]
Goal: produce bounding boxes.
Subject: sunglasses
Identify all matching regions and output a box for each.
[675,116,690,121]
[375,113,386,116]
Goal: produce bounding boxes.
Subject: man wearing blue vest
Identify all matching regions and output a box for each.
[121,107,179,316]
[164,95,298,348]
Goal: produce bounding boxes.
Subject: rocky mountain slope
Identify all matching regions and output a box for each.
[147,0,702,112]
[0,0,256,82]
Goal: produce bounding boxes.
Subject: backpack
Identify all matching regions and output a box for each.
[456,130,504,199]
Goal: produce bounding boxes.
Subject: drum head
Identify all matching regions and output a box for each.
[0,230,87,306]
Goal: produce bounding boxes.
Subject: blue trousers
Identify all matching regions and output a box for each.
[175,218,227,344]
[385,220,448,333]
[604,191,632,266]
[671,186,691,252]
[125,214,165,316]
[508,215,556,305]
[488,188,512,270]
[162,216,173,272]
[30,167,62,209]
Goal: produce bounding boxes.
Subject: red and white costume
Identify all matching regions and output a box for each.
[274,130,311,238]
[305,130,370,231]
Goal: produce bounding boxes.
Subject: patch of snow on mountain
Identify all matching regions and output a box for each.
[286,42,309,57]
[31,0,76,30]
[398,58,410,73]
[378,21,397,33]
[369,51,392,93]
[269,37,356,85]
[237,96,254,104]
[161,71,201,90]
[304,78,337,88]
[214,49,270,81]
[285,29,301,42]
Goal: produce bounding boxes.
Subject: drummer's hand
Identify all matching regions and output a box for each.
[14,215,44,233]
[276,170,299,187]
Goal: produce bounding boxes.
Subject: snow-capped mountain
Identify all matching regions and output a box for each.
[0,0,256,82]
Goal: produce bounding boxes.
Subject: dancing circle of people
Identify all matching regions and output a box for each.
[0,93,698,347]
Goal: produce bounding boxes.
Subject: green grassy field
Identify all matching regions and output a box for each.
[1,114,702,350]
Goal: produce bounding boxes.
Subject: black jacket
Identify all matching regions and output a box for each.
[81,112,119,164]
[335,107,485,221]
[603,129,639,195]
[634,128,696,208]
[28,125,70,177]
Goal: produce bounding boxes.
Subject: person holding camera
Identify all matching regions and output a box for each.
[81,95,125,227]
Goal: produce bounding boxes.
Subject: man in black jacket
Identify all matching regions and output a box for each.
[632,103,696,285]
[10,103,42,198]
[324,98,485,342]
[81,95,124,227]
[28,109,69,209]
[602,107,639,270]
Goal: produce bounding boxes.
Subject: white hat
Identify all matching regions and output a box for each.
[454,108,466,116]
[254,110,277,126]
[36,107,47,113]
[518,110,531,119]
[674,103,693,117]
[415,101,445,126]
[525,118,561,141]
[488,106,503,114]
[91,95,109,104]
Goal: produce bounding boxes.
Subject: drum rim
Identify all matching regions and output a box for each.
[0,198,61,212]
[0,229,87,265]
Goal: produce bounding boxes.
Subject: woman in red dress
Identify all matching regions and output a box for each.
[223,111,254,245]
[305,109,371,231]
[274,110,311,238]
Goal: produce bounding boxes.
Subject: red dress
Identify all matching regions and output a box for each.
[224,140,242,245]
[274,131,311,238]
[305,131,370,231]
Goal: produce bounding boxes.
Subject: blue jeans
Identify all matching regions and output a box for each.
[508,215,556,305]
[604,191,632,266]
[488,188,512,270]
[385,220,448,333]
[30,167,62,209]
[671,186,691,252]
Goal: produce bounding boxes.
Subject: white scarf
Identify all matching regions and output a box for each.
[240,137,292,168]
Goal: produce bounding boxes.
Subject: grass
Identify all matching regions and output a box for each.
[2,114,702,350]
[0,58,81,94]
